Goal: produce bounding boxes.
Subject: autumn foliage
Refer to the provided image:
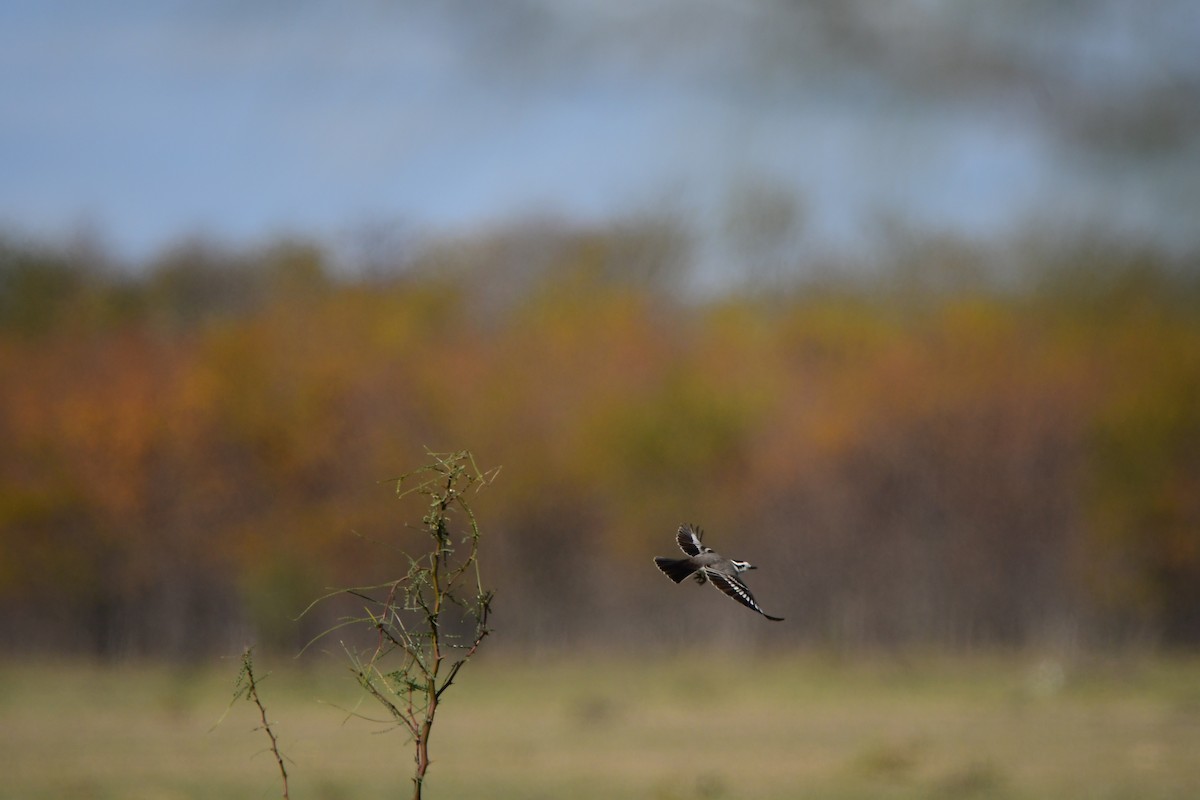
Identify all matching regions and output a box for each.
[1,224,1198,656]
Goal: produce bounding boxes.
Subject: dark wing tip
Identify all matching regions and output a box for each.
[676,523,705,557]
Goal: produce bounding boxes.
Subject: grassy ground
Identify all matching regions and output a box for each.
[1,650,1199,799]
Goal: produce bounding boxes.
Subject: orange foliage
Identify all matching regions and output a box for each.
[1,229,1198,653]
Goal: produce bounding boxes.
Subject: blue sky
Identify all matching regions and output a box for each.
[3,1,1198,272]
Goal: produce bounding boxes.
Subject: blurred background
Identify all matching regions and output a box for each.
[2,0,1199,660]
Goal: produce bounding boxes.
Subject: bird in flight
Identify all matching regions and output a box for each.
[653,523,784,621]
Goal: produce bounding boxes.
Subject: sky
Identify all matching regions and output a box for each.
[2,0,1198,274]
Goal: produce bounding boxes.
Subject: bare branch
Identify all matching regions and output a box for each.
[315,450,497,800]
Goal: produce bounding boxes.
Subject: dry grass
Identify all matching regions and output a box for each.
[2,651,1199,799]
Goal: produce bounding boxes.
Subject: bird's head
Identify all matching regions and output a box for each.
[730,559,756,573]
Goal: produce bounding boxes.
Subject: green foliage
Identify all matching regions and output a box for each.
[305,450,496,799]
[1087,312,1200,640]
[0,239,91,334]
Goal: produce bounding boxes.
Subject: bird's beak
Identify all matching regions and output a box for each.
[747,564,758,570]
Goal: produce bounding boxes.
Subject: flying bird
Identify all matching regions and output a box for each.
[653,523,784,621]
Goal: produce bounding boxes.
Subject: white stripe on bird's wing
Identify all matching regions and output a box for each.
[705,570,762,611]
[676,524,707,557]
[705,570,784,620]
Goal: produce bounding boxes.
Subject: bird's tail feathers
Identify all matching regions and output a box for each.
[653,556,699,584]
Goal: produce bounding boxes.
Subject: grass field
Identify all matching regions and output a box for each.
[2,650,1199,799]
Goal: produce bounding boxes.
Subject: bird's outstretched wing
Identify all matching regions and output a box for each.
[704,569,785,621]
[676,523,708,557]
[654,556,700,584]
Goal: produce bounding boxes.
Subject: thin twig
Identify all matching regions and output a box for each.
[234,648,290,800]
[292,450,497,800]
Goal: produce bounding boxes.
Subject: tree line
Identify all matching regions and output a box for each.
[1,222,1198,657]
